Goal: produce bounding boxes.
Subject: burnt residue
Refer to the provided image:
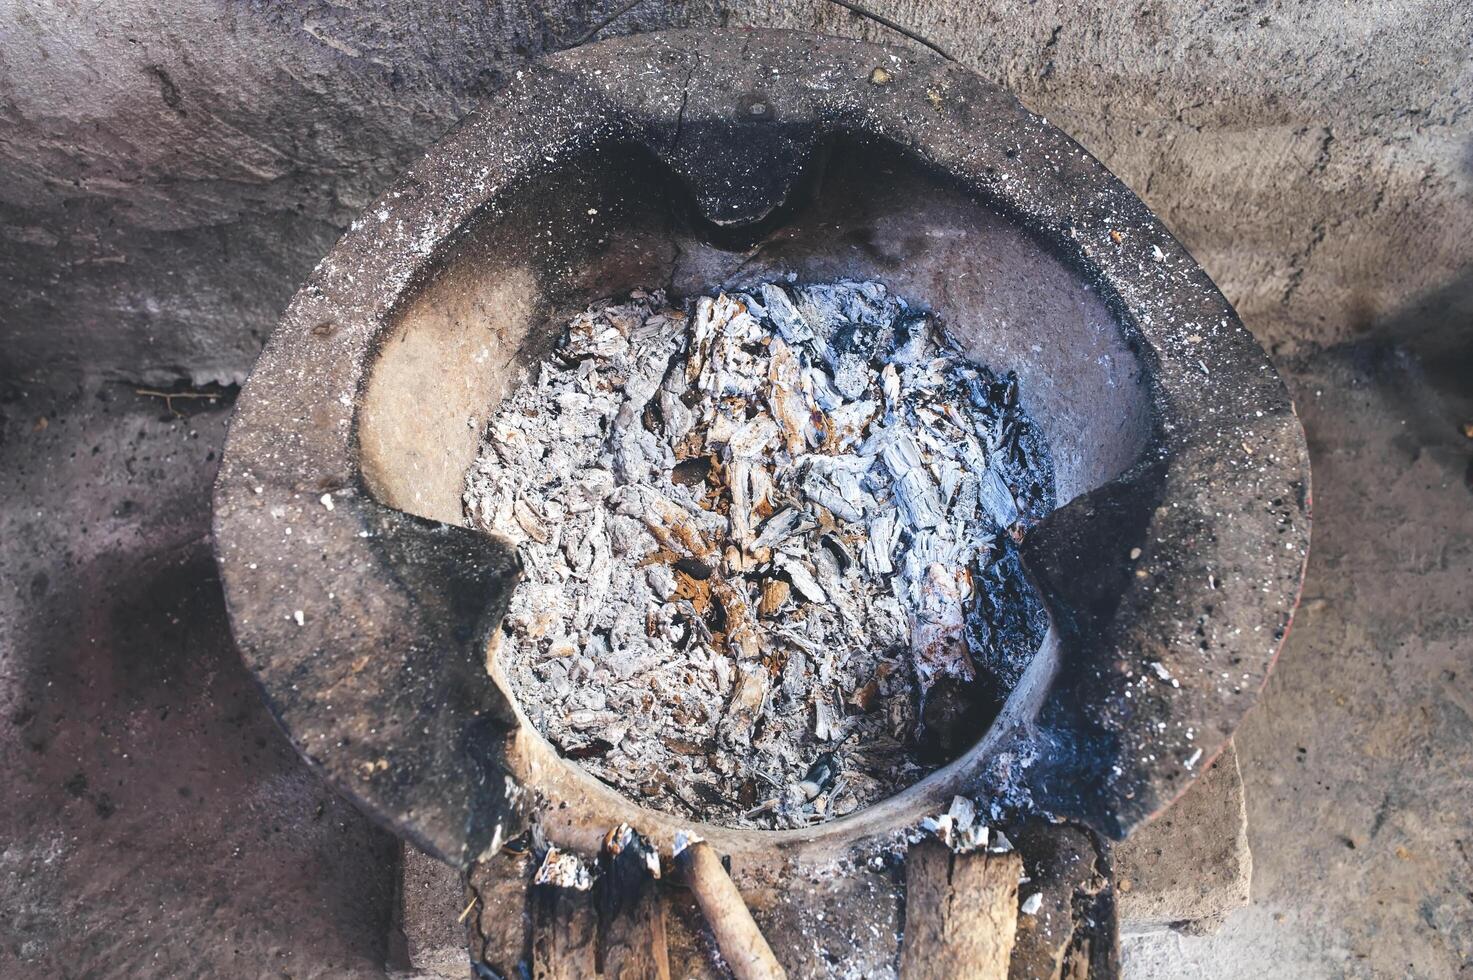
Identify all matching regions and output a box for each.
[962,537,1049,708]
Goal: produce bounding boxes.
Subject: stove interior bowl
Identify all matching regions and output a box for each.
[353,136,1155,847]
[360,138,1152,528]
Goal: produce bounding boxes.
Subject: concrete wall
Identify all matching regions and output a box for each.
[2,1,1469,388]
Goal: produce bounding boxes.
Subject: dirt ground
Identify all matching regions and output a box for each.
[0,390,397,977]
[2,330,1469,978]
[1127,344,1473,978]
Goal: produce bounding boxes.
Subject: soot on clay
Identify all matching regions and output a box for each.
[463,280,1054,829]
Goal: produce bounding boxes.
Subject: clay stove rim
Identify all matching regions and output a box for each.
[212,29,1311,871]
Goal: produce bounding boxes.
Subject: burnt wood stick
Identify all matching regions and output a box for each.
[524,872,674,980]
[1005,824,1091,980]
[598,887,673,980]
[530,881,599,979]
[599,825,673,980]
[900,840,1023,980]
[467,847,539,977]
[674,840,786,980]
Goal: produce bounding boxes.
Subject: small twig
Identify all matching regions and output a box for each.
[822,0,958,62]
[134,389,218,400]
[753,768,783,789]
[456,894,480,924]
[134,388,221,416]
[567,0,651,47]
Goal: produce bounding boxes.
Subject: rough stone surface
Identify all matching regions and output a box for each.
[1124,344,1473,978]
[2,2,1469,388]
[393,846,468,979]
[1115,741,1250,933]
[210,26,1309,869]
[0,388,398,977]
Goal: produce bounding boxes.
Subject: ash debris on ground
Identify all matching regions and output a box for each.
[464,280,1054,828]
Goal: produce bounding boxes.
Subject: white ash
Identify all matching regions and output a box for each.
[464,281,1053,829]
[534,846,593,891]
[918,795,995,853]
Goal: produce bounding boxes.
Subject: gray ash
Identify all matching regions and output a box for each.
[464,280,1054,828]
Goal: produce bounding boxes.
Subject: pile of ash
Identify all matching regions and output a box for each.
[464,280,1053,828]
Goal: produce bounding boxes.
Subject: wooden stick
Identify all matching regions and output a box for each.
[674,839,786,980]
[531,879,599,978]
[899,840,1022,980]
[598,825,672,980]
[598,888,672,980]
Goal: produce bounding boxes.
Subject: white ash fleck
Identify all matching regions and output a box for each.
[534,846,593,891]
[918,794,993,853]
[464,281,1054,829]
[1149,661,1180,688]
[671,830,703,857]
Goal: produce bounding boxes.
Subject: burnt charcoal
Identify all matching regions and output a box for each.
[596,824,661,973]
[968,537,1050,691]
[563,737,616,760]
[916,675,993,761]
